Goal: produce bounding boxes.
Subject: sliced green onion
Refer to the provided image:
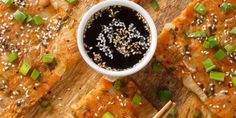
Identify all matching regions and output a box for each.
[19,61,31,75]
[202,58,216,72]
[132,93,142,105]
[152,62,162,73]
[13,10,26,23]
[67,0,76,3]
[169,107,177,116]
[231,27,236,35]
[30,69,40,80]
[220,3,230,13]
[203,37,219,49]
[25,13,33,23]
[158,89,172,101]
[224,44,235,54]
[2,0,13,7]
[113,79,122,91]
[194,3,208,15]
[231,76,236,87]
[8,52,17,63]
[203,41,210,48]
[151,0,160,10]
[207,36,219,48]
[188,31,206,38]
[33,15,43,25]
[214,49,227,61]
[102,112,115,118]
[43,53,54,63]
[210,71,225,82]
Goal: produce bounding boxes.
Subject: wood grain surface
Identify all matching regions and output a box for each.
[25,0,209,117]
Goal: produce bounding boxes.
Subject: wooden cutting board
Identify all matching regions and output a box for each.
[25,0,208,117]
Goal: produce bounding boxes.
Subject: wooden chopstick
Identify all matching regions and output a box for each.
[153,101,176,118]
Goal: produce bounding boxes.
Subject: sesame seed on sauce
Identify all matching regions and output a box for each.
[83,5,151,71]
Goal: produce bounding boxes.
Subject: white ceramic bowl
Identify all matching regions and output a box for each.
[77,0,157,78]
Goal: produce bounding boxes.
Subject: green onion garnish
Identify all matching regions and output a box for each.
[151,0,160,10]
[30,69,40,80]
[8,52,17,63]
[33,15,43,25]
[224,44,235,54]
[152,62,162,73]
[158,89,172,101]
[102,112,115,118]
[188,31,206,38]
[210,71,225,82]
[231,27,236,35]
[67,0,76,3]
[202,58,216,72]
[231,76,236,87]
[220,3,230,13]
[194,3,208,15]
[203,41,210,48]
[203,36,218,48]
[13,10,26,23]
[214,49,227,61]
[132,93,142,105]
[25,13,33,23]
[113,79,122,91]
[43,53,54,63]
[2,0,13,7]
[169,107,177,116]
[19,61,32,76]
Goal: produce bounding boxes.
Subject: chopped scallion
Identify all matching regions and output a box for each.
[132,93,142,105]
[151,0,160,10]
[67,0,76,3]
[102,112,115,118]
[214,49,227,61]
[220,3,230,13]
[8,52,17,63]
[203,37,218,48]
[231,27,236,35]
[224,44,235,54]
[231,76,236,87]
[210,71,225,82]
[158,89,172,101]
[202,58,216,72]
[13,10,26,23]
[19,61,31,75]
[30,69,40,80]
[113,79,122,91]
[33,15,43,25]
[152,62,162,73]
[194,3,208,15]
[43,53,54,63]
[2,0,13,7]
[188,31,206,38]
[25,13,32,23]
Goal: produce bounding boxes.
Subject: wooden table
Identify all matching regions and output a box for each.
[25,0,207,117]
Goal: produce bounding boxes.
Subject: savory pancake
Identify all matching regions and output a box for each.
[0,0,79,117]
[71,78,157,118]
[156,0,236,117]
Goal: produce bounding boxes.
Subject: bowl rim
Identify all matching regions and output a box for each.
[77,0,157,77]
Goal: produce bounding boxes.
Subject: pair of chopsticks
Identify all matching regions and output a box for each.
[153,101,176,118]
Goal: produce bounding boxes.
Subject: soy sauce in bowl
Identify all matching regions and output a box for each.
[83,5,151,71]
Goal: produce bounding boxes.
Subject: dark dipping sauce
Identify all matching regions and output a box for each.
[83,5,151,71]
